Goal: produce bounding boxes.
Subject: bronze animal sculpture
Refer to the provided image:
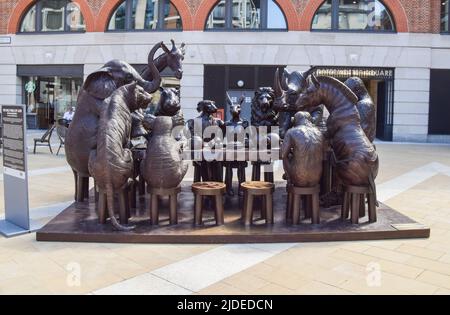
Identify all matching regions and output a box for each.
[250,87,279,182]
[186,100,224,182]
[281,111,324,187]
[65,42,162,202]
[223,94,249,196]
[142,116,188,190]
[344,77,376,142]
[154,87,184,127]
[278,74,378,203]
[274,68,325,138]
[141,39,185,81]
[88,82,153,231]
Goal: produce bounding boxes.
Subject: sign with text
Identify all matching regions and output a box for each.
[0,105,31,237]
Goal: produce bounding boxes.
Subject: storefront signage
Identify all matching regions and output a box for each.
[0,36,11,44]
[314,67,394,80]
[0,105,31,237]
[25,81,36,93]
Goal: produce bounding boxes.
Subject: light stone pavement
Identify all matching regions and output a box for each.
[0,130,449,294]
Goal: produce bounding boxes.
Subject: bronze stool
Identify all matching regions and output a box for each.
[241,181,275,226]
[192,182,226,226]
[97,184,131,225]
[289,185,320,225]
[342,185,377,224]
[148,186,181,225]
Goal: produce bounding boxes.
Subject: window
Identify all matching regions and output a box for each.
[205,0,287,30]
[19,0,85,33]
[108,0,182,31]
[312,0,395,32]
[442,1,449,33]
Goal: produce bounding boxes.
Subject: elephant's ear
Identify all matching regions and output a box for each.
[84,69,117,100]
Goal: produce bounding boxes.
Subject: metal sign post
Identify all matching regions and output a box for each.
[0,104,35,237]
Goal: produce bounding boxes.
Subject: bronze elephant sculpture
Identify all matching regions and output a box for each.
[65,42,162,202]
[88,82,153,231]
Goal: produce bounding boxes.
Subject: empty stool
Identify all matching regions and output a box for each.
[341,185,377,224]
[148,186,181,225]
[192,182,226,226]
[289,185,320,225]
[241,181,275,226]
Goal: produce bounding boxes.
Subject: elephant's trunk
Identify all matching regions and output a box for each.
[137,42,163,94]
[105,183,134,231]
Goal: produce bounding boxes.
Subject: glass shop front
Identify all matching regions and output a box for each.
[18,65,84,129]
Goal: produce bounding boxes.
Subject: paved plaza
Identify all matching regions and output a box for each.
[0,131,449,295]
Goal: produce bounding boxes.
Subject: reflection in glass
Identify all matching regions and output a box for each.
[40,0,66,31]
[231,0,261,29]
[312,0,395,31]
[267,0,287,29]
[442,1,449,32]
[132,0,158,30]
[108,1,127,30]
[206,0,226,29]
[66,2,86,31]
[163,2,182,29]
[338,0,394,31]
[22,76,83,128]
[312,0,332,30]
[20,4,36,32]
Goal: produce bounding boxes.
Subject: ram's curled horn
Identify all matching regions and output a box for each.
[274,68,284,97]
[302,67,316,80]
[141,41,163,93]
[161,41,171,53]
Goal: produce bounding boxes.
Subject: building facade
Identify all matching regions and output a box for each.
[0,0,449,142]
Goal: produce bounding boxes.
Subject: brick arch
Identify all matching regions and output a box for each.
[299,0,409,32]
[193,0,300,30]
[7,0,95,33]
[95,0,193,32]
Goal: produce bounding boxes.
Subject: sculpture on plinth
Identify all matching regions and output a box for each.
[222,94,249,196]
[250,87,279,182]
[275,71,379,222]
[186,100,224,182]
[88,83,153,231]
[65,42,162,202]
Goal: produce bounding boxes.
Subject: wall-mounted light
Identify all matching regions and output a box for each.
[237,80,244,87]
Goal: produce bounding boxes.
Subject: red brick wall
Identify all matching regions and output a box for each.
[0,0,443,34]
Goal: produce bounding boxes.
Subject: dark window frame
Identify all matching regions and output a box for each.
[204,0,288,32]
[442,0,450,34]
[311,0,397,34]
[18,0,86,34]
[106,0,183,32]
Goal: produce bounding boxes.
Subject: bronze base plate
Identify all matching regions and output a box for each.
[36,183,430,243]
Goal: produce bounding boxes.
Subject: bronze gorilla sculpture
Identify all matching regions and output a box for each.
[282,111,324,187]
[142,116,188,189]
[88,82,153,231]
[65,42,162,202]
[344,77,376,143]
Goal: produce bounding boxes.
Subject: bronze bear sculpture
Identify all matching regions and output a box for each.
[65,42,162,202]
[88,82,153,231]
[142,116,188,190]
[282,111,324,187]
